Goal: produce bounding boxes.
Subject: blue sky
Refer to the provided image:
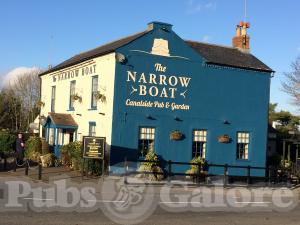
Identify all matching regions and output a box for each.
[1,0,299,113]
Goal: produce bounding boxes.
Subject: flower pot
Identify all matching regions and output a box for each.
[218,135,230,143]
[170,131,183,140]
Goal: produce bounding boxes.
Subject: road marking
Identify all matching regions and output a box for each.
[235,201,271,204]
[23,198,125,203]
[87,200,125,203]
[24,198,54,201]
[160,201,202,204]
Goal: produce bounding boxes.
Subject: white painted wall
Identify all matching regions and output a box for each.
[40,53,116,151]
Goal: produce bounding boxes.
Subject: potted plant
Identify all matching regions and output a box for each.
[218,134,230,143]
[95,91,106,102]
[170,130,183,140]
[71,93,82,102]
[36,100,45,108]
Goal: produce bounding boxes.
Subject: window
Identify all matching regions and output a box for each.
[236,132,250,160]
[89,122,96,136]
[51,86,56,112]
[138,127,155,157]
[91,76,98,109]
[69,80,76,110]
[192,130,207,158]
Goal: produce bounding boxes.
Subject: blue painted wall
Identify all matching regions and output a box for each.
[110,22,271,177]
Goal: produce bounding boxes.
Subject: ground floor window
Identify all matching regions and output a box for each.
[236,132,250,160]
[138,127,155,157]
[192,130,207,158]
[89,122,96,136]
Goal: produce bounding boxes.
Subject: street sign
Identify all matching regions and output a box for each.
[82,136,105,159]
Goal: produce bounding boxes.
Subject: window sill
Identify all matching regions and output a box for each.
[67,108,75,112]
[88,108,97,111]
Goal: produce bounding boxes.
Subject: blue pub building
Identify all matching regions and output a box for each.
[39,21,273,177]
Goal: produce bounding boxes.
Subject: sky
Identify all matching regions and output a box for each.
[0,0,299,113]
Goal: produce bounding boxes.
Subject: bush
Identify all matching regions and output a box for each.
[61,141,103,175]
[40,153,55,167]
[61,141,82,170]
[0,129,16,156]
[186,156,207,179]
[24,136,42,161]
[136,150,164,181]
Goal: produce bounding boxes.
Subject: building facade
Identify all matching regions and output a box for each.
[39,21,273,176]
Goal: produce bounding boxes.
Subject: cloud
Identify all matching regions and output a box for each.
[186,0,216,14]
[1,67,40,89]
[202,35,212,43]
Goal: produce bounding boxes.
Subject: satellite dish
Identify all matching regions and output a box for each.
[115,53,127,64]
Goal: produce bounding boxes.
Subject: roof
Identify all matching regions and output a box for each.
[48,113,78,127]
[40,30,273,76]
[185,40,273,72]
[40,31,149,76]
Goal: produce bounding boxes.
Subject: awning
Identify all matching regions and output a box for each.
[44,112,78,129]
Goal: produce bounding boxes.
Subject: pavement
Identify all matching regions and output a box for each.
[0,167,300,225]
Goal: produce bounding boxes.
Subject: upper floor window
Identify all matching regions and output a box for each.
[236,132,250,160]
[192,130,207,158]
[138,127,155,157]
[89,122,96,136]
[69,80,76,110]
[51,86,56,112]
[91,76,98,109]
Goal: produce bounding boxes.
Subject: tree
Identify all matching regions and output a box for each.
[282,56,300,109]
[269,103,300,135]
[0,68,43,131]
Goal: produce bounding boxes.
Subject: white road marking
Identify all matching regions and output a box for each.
[235,201,271,204]
[24,198,54,201]
[23,198,125,203]
[87,200,125,203]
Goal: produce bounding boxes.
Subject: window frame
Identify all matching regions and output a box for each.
[138,127,156,158]
[89,122,96,137]
[192,129,207,159]
[69,80,76,111]
[236,131,250,160]
[51,86,56,112]
[91,75,98,110]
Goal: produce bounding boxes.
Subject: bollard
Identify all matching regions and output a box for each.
[268,166,272,186]
[13,158,17,172]
[124,157,128,184]
[25,160,29,176]
[247,166,251,186]
[197,162,201,184]
[224,164,228,187]
[38,163,42,180]
[167,160,172,184]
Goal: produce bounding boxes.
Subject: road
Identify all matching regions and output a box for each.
[0,173,299,225]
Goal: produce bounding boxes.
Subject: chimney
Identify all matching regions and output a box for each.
[232,21,250,52]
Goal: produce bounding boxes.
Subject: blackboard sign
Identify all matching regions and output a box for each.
[82,136,105,159]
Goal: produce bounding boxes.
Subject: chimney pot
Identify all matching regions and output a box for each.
[232,21,250,52]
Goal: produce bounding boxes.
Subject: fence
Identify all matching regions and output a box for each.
[123,158,294,187]
[14,158,42,180]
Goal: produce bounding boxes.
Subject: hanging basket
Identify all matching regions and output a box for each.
[218,135,230,143]
[170,131,183,141]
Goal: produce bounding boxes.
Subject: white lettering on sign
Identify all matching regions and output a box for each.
[125,63,191,111]
[52,64,97,82]
[125,99,190,111]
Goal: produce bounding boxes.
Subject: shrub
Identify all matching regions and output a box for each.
[0,129,16,156]
[186,156,207,179]
[136,150,164,181]
[61,141,82,170]
[24,136,42,161]
[40,153,55,167]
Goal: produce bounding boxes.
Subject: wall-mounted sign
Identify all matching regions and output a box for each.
[82,136,105,159]
[52,63,97,83]
[125,63,191,111]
